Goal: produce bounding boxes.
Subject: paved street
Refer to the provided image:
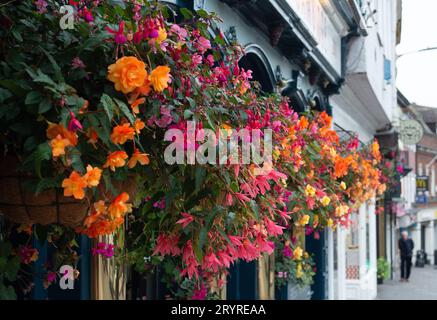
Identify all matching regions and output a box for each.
[377,266,437,300]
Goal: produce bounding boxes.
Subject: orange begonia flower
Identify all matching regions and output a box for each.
[149,65,171,92]
[137,79,152,96]
[47,123,78,146]
[62,171,87,200]
[83,200,107,228]
[372,140,381,161]
[87,128,99,147]
[110,123,135,145]
[333,155,354,178]
[134,119,145,134]
[298,116,309,130]
[50,134,71,157]
[107,56,147,94]
[108,192,132,218]
[83,165,102,187]
[128,148,150,168]
[79,100,89,114]
[130,98,145,114]
[103,151,128,171]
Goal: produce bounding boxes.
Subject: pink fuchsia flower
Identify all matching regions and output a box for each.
[180,241,199,279]
[264,217,284,236]
[195,36,211,54]
[82,7,93,23]
[71,57,86,69]
[385,161,392,168]
[35,0,48,14]
[105,21,127,44]
[91,242,115,258]
[191,54,203,68]
[176,212,194,229]
[224,193,234,207]
[283,246,293,258]
[205,54,214,67]
[396,165,404,174]
[152,198,166,209]
[202,251,222,272]
[19,246,39,264]
[153,233,181,257]
[191,283,207,300]
[170,24,188,41]
[68,112,83,132]
[47,271,57,283]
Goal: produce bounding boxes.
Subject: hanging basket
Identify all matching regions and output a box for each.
[0,156,137,228]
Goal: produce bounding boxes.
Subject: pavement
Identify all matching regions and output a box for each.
[377,265,437,300]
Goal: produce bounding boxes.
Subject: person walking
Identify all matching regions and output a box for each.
[398,230,414,282]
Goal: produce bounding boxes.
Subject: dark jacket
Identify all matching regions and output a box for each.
[399,238,414,258]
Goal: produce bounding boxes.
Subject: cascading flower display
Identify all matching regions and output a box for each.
[0,1,393,300]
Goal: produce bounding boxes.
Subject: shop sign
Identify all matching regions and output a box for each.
[399,120,424,145]
[416,176,429,192]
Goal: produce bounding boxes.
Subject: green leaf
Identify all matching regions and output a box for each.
[183,109,194,120]
[11,29,23,42]
[38,98,52,114]
[35,177,61,195]
[249,200,260,220]
[100,94,115,122]
[39,47,64,83]
[4,256,20,281]
[180,7,193,20]
[195,167,206,193]
[0,88,12,103]
[32,70,57,87]
[23,143,51,178]
[0,283,17,300]
[196,9,209,19]
[114,98,135,124]
[186,97,196,109]
[71,151,85,173]
[195,207,221,262]
[25,91,42,105]
[0,242,12,257]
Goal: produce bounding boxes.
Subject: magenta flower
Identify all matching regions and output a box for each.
[47,271,57,283]
[35,0,48,14]
[71,57,86,69]
[91,242,115,258]
[396,165,404,174]
[195,36,211,54]
[83,7,94,23]
[191,54,202,68]
[192,283,207,300]
[105,21,127,44]
[68,112,83,132]
[283,246,293,258]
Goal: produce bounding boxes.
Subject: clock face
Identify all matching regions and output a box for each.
[399,120,424,145]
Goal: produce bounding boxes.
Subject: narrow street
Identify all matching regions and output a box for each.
[377,266,437,300]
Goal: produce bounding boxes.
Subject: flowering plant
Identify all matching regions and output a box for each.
[274,239,315,289]
[0,0,389,298]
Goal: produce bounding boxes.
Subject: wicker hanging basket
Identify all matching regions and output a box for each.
[0,156,137,228]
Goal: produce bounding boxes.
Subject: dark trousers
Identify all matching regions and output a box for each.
[400,256,412,279]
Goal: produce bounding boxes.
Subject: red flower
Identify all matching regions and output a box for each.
[176,212,194,229]
[153,234,181,257]
[105,21,126,44]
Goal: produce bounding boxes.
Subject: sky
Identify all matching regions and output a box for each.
[396,0,437,107]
